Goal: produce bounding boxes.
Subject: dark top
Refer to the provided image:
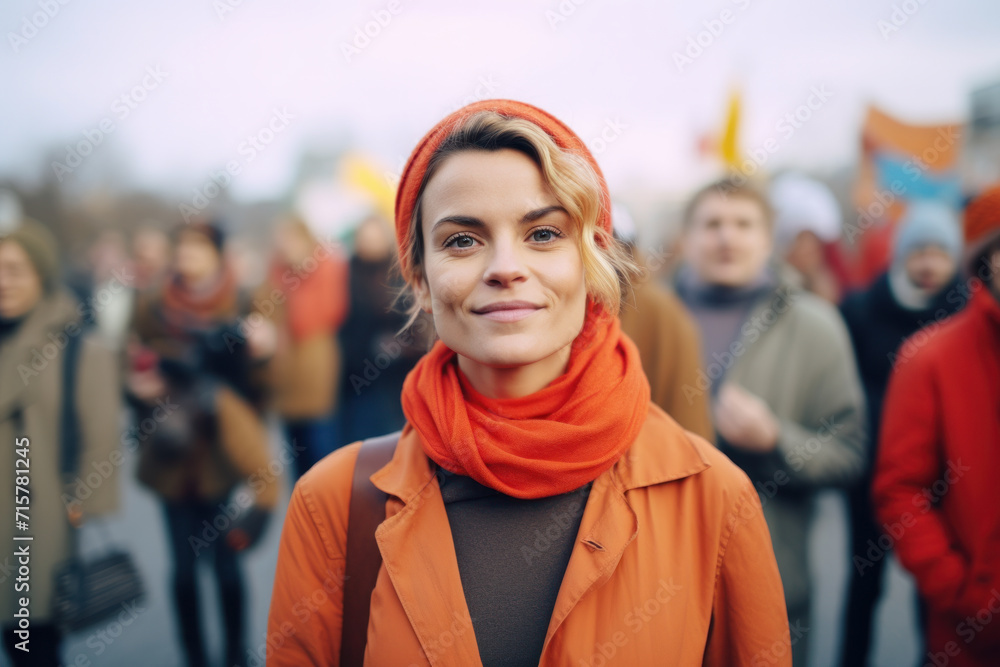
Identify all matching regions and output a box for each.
[339,255,422,387]
[436,468,591,667]
[675,267,776,397]
[0,313,27,343]
[839,271,966,464]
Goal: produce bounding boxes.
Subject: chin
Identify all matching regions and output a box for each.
[460,339,551,368]
[706,272,748,288]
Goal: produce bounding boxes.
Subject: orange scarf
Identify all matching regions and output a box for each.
[401,300,651,499]
[161,269,238,328]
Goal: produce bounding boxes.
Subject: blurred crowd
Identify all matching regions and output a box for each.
[1,152,999,666]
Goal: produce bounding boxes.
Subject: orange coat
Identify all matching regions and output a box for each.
[267,403,790,666]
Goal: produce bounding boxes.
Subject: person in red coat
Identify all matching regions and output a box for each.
[873,184,1000,667]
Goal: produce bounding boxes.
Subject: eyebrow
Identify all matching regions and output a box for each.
[431,205,567,232]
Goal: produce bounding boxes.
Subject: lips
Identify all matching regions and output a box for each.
[472,300,543,323]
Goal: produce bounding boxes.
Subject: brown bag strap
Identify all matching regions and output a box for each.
[340,431,400,667]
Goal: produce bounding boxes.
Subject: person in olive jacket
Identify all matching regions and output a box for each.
[675,177,867,667]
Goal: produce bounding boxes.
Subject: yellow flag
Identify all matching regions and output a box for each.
[343,153,396,222]
[719,90,742,169]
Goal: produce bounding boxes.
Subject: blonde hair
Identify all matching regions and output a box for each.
[398,111,638,328]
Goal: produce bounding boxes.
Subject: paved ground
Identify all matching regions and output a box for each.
[2,437,922,667]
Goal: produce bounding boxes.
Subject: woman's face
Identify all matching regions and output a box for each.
[683,193,774,287]
[904,244,956,291]
[174,230,221,283]
[275,222,314,266]
[0,240,43,319]
[414,148,588,376]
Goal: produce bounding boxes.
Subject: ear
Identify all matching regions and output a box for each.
[411,274,433,314]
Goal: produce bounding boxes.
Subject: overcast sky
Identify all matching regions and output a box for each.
[4,0,1000,202]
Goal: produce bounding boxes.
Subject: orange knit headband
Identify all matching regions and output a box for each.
[393,99,612,277]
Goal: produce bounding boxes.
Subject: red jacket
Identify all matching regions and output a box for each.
[874,286,1000,666]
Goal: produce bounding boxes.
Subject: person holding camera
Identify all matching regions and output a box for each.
[126,219,277,667]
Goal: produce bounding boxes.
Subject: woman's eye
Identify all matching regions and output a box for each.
[531,228,561,243]
[445,234,476,248]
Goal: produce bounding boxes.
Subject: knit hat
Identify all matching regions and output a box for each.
[892,200,962,266]
[0,217,60,294]
[963,184,1000,271]
[394,99,611,279]
[769,173,842,250]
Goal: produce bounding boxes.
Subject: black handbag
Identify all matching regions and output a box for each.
[52,526,146,632]
[51,332,146,632]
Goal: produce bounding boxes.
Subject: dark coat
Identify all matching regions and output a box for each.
[839,271,966,464]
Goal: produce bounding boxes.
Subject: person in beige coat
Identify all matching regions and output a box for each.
[1,218,121,666]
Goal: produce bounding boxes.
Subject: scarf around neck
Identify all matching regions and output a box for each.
[161,268,238,331]
[401,300,651,499]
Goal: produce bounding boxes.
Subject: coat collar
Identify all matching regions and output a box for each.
[371,403,711,502]
[368,404,710,666]
[0,291,79,421]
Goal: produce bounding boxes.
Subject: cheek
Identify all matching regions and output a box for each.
[426,264,475,310]
[542,250,585,296]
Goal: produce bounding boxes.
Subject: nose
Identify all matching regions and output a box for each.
[483,238,528,287]
[715,221,737,247]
